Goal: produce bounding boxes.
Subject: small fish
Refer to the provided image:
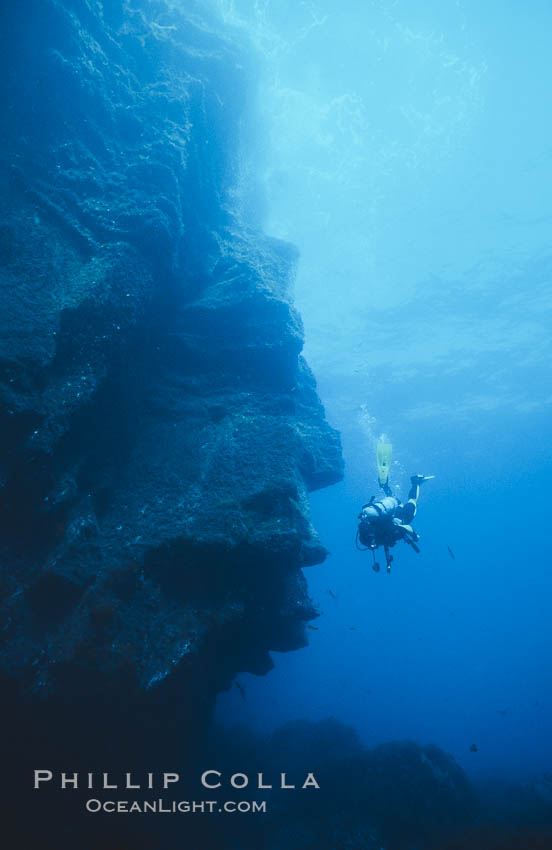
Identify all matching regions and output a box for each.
[447,545,456,560]
[328,589,337,600]
[348,627,356,631]
[470,743,478,753]
[497,709,507,718]
[307,625,319,631]
[235,681,246,703]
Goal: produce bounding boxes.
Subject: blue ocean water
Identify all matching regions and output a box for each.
[213,0,552,784]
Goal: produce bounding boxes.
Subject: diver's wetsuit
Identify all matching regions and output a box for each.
[394,477,422,524]
[358,476,425,569]
[365,477,421,528]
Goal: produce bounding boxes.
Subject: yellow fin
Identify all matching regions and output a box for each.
[376,442,392,485]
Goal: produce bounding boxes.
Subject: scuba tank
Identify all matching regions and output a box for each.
[357,496,400,548]
[361,496,400,519]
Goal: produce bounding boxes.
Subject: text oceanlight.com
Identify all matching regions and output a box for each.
[85,799,267,814]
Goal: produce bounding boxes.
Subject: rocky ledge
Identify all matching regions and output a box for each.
[0,0,343,786]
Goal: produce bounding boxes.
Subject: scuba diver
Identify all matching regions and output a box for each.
[356,442,434,573]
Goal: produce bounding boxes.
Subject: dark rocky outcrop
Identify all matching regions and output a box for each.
[205,719,478,850]
[0,1,342,843]
[202,720,552,850]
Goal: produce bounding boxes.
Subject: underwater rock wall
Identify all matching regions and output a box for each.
[0,0,343,776]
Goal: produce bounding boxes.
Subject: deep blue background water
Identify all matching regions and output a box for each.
[213,0,552,782]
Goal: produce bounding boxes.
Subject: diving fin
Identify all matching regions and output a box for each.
[411,474,435,485]
[377,442,393,487]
